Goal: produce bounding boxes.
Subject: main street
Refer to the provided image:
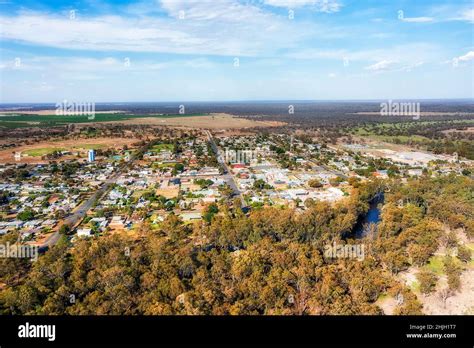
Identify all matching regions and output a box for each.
[40,133,248,251]
[205,130,247,209]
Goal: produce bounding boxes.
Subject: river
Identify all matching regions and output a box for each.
[352,192,384,239]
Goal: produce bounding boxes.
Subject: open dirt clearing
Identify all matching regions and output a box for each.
[442,127,474,135]
[0,137,138,164]
[419,268,474,315]
[93,113,285,129]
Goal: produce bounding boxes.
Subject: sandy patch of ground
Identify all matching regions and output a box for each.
[392,267,474,315]
[378,268,474,315]
[376,295,398,315]
[454,228,470,245]
[94,113,285,129]
[155,187,180,199]
[337,137,415,153]
[397,231,474,315]
[399,268,419,290]
[442,127,474,135]
[0,137,138,164]
[420,268,474,315]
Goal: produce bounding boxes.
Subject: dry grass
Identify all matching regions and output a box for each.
[0,137,137,164]
[95,113,285,129]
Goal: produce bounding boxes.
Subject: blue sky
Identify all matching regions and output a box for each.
[0,0,473,102]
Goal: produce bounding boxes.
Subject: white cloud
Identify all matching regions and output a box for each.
[0,3,318,57]
[370,33,391,39]
[416,5,474,23]
[364,59,425,73]
[401,16,433,23]
[160,0,266,21]
[0,13,197,53]
[0,56,219,75]
[364,60,396,71]
[38,82,54,92]
[287,43,440,70]
[285,48,346,60]
[449,8,474,23]
[458,51,474,61]
[460,8,474,22]
[263,0,341,12]
[459,51,474,61]
[400,61,424,72]
[448,51,474,67]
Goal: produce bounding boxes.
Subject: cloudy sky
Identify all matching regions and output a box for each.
[0,0,473,102]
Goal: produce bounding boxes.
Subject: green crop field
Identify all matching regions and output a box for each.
[23,147,65,157]
[72,144,105,150]
[0,112,209,129]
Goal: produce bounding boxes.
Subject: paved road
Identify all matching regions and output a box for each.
[205,130,247,208]
[39,171,121,251]
[40,135,248,251]
[39,144,147,251]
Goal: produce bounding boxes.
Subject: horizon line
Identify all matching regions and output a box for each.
[1,97,474,105]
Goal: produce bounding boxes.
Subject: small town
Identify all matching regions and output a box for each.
[1,0,474,344]
[0,127,471,250]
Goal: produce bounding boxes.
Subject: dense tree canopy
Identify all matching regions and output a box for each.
[0,175,472,315]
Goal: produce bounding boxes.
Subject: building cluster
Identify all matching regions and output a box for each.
[0,131,471,246]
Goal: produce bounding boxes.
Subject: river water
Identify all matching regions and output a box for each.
[352,192,384,239]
